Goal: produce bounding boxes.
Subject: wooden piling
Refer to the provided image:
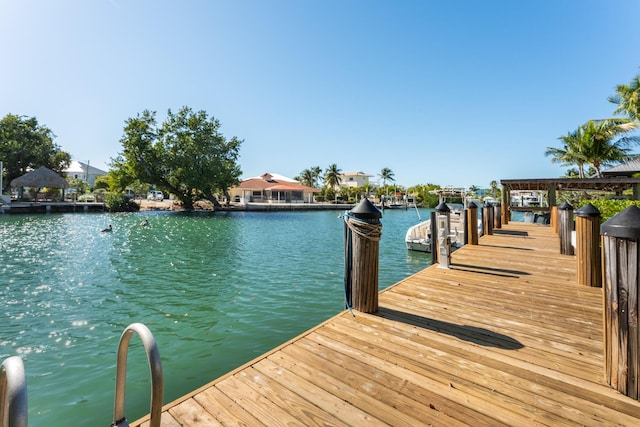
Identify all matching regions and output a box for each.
[501,187,509,225]
[601,206,640,399]
[575,203,601,287]
[494,203,502,229]
[430,211,438,264]
[483,202,493,236]
[344,199,382,313]
[558,202,574,255]
[551,205,558,234]
[466,202,479,245]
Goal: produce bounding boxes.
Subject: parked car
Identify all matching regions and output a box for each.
[147,190,164,201]
[124,189,136,199]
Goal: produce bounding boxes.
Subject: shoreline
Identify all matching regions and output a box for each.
[138,199,356,212]
[0,199,358,214]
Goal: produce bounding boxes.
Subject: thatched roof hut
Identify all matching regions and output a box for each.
[10,166,68,189]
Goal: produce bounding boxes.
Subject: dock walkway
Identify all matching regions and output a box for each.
[133,222,640,426]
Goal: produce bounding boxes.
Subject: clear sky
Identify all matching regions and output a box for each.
[1,0,639,189]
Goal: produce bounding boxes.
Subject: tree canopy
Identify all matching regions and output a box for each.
[0,114,71,192]
[609,73,640,121]
[111,107,243,210]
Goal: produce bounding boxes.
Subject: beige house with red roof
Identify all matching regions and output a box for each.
[229,173,319,204]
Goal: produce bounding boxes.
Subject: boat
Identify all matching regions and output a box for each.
[405,203,471,252]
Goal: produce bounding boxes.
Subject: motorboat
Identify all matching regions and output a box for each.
[405,204,471,252]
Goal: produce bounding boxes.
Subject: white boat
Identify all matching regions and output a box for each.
[405,204,471,252]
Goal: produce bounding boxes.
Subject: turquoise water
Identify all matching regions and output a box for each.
[0,208,432,426]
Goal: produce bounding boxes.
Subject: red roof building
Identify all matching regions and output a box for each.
[229,173,319,204]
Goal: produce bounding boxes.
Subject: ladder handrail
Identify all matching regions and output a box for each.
[1,356,27,427]
[112,323,163,427]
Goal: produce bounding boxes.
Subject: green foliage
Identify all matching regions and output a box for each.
[609,73,640,121]
[105,193,140,212]
[93,175,110,190]
[66,177,88,194]
[113,107,242,210]
[406,183,440,207]
[576,199,640,222]
[0,114,71,192]
[324,164,341,190]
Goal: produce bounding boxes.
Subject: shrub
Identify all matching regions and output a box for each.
[106,193,140,212]
[576,199,640,222]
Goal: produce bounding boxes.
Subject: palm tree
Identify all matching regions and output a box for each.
[324,164,342,202]
[547,119,639,178]
[296,169,315,187]
[580,118,639,177]
[609,73,640,122]
[379,167,395,195]
[311,166,323,187]
[546,129,588,178]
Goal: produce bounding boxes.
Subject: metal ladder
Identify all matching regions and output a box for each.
[111,323,163,427]
[2,323,162,427]
[0,356,27,427]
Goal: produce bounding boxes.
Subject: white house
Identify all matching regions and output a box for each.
[338,171,375,188]
[64,161,107,187]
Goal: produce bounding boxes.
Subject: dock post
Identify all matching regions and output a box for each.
[344,198,382,313]
[558,202,574,255]
[601,206,640,398]
[501,189,509,225]
[494,202,502,229]
[551,205,558,234]
[429,211,438,264]
[435,202,452,269]
[575,203,601,287]
[466,202,479,246]
[483,201,493,236]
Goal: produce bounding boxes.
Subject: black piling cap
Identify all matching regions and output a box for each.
[467,201,478,209]
[576,203,600,218]
[349,197,382,220]
[558,202,574,211]
[601,205,640,239]
[435,202,450,213]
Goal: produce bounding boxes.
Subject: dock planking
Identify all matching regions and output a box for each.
[133,222,640,426]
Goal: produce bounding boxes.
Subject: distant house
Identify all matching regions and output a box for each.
[229,173,319,204]
[338,171,375,188]
[64,161,107,187]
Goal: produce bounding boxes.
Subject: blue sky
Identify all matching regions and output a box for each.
[1,1,639,189]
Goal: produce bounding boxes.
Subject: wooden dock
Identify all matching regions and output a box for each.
[133,222,640,426]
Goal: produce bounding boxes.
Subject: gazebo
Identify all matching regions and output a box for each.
[499,177,640,223]
[10,166,69,201]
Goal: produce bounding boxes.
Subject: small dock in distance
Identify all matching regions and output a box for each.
[133,222,640,426]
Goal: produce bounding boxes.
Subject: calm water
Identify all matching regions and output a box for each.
[0,208,432,425]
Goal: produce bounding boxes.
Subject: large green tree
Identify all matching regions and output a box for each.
[113,107,243,210]
[0,114,71,192]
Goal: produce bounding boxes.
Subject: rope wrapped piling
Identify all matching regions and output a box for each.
[344,199,382,314]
